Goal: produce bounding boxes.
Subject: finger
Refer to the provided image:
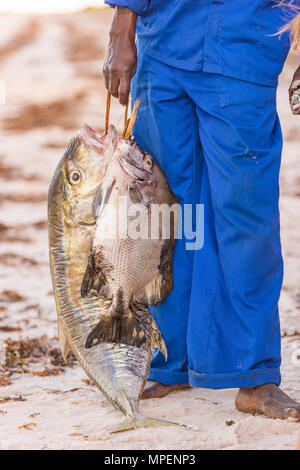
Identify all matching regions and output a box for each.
[289,79,300,99]
[102,50,111,90]
[109,75,120,98]
[290,79,300,91]
[103,65,109,91]
[287,408,300,421]
[290,90,300,114]
[292,106,300,115]
[119,77,131,105]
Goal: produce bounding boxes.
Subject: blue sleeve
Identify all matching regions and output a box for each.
[105,1,149,16]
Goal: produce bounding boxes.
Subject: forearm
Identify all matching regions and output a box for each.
[103,6,138,105]
[110,6,137,42]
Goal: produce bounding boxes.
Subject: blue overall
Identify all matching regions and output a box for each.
[106,1,298,388]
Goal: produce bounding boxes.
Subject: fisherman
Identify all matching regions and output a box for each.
[102,1,300,420]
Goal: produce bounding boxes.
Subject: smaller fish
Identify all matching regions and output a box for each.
[81,137,179,431]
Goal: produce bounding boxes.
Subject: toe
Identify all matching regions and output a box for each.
[264,406,286,420]
[287,408,300,421]
[265,405,300,421]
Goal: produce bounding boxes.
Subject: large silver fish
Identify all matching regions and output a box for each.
[48,126,178,432]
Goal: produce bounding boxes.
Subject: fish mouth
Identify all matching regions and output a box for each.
[76,124,117,156]
[76,124,103,149]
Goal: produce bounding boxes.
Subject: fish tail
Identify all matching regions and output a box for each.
[110,414,183,433]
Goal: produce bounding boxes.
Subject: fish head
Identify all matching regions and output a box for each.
[48,124,117,226]
[66,124,117,197]
[116,138,175,207]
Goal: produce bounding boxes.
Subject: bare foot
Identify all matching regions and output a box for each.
[235,384,300,421]
[142,381,190,399]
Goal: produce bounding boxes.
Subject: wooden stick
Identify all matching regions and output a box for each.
[105,91,111,135]
[123,119,130,139]
[123,102,129,138]
[124,99,141,140]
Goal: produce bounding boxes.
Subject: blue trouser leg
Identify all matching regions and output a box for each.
[185,72,282,388]
[131,53,202,385]
[132,51,283,388]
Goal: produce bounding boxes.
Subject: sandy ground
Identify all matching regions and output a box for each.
[0,9,299,451]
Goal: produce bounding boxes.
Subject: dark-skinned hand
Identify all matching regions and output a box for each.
[103,7,137,106]
[289,65,300,115]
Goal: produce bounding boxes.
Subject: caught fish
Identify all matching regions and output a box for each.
[48,125,178,432]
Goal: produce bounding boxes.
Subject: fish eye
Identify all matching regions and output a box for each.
[144,158,153,170]
[69,170,81,185]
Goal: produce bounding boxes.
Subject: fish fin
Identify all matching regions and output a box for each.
[81,254,96,297]
[58,319,71,363]
[149,315,167,361]
[139,239,175,306]
[110,414,183,433]
[81,247,112,298]
[93,177,116,219]
[85,313,147,349]
[85,290,148,349]
[131,303,167,360]
[128,182,143,204]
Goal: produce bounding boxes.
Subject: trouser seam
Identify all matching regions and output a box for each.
[204,272,221,367]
